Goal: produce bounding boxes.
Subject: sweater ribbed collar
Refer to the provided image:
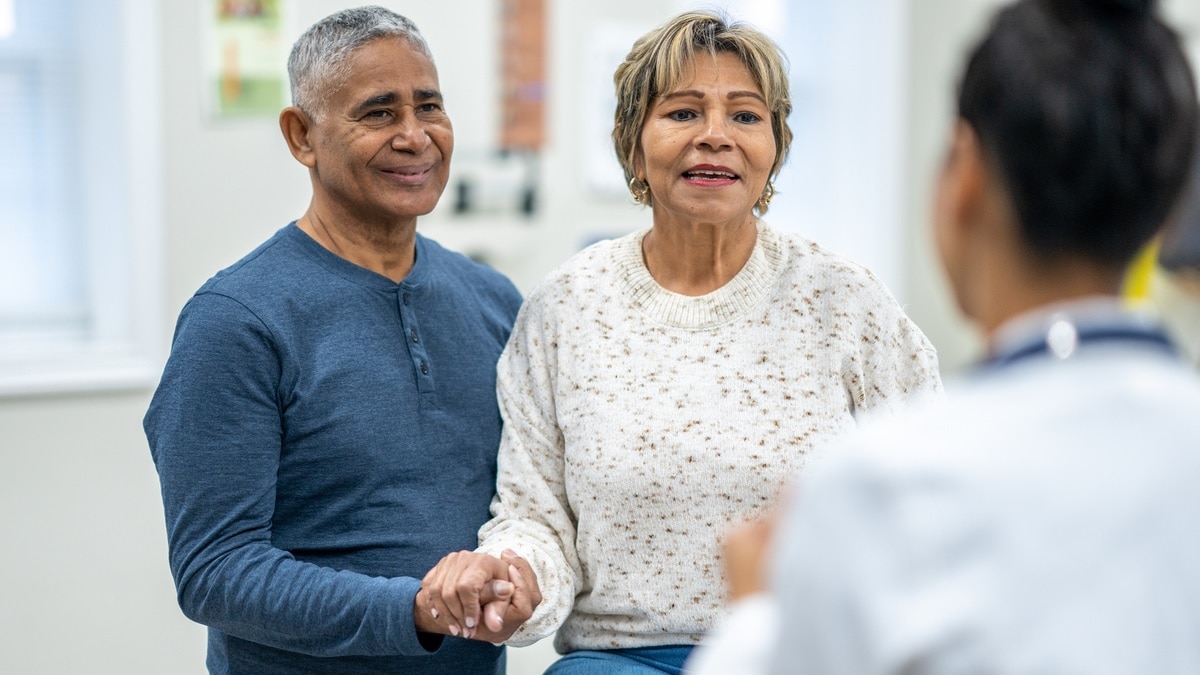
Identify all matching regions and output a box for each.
[613,220,785,329]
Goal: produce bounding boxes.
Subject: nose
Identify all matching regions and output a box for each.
[695,116,734,151]
[390,108,431,153]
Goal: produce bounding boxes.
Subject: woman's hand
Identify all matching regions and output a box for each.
[417,549,542,642]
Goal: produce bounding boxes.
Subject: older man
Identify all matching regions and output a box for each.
[145,7,536,674]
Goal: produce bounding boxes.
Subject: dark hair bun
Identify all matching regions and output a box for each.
[1089,0,1157,17]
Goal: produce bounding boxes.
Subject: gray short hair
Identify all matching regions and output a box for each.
[287,6,432,119]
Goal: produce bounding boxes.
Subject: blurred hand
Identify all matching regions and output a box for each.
[722,515,777,600]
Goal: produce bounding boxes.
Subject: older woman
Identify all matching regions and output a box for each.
[421,11,941,673]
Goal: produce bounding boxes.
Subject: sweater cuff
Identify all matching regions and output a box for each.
[475,542,560,647]
[391,576,445,656]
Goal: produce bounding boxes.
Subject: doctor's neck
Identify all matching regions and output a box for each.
[971,238,1127,342]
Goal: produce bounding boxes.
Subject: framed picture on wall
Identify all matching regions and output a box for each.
[203,0,289,118]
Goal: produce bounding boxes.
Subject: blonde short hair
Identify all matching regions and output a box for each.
[612,11,793,209]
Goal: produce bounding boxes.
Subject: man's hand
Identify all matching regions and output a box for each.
[415,549,542,643]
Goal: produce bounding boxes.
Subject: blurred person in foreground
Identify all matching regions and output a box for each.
[1150,146,1200,365]
[420,10,941,674]
[687,0,1200,673]
[144,7,537,673]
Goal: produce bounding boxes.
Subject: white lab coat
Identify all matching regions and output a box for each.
[687,301,1200,675]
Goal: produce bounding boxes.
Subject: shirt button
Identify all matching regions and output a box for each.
[410,329,420,343]
[402,293,410,306]
[420,361,429,375]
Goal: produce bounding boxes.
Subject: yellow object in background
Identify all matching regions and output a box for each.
[1122,239,1160,305]
[1122,237,1200,367]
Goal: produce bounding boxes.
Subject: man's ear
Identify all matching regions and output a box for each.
[280,106,317,169]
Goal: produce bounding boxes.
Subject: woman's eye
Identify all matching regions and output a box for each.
[667,109,697,122]
[734,111,762,124]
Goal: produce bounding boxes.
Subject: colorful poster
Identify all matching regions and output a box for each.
[205,0,287,118]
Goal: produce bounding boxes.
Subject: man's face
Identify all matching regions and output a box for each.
[306,37,453,228]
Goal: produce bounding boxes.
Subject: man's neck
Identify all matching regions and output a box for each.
[297,206,418,283]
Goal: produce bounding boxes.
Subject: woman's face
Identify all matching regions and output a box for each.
[636,51,776,230]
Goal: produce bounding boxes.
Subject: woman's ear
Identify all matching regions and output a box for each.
[933,120,992,320]
[948,120,989,231]
[279,106,317,169]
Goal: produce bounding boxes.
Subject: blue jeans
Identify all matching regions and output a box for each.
[543,646,694,675]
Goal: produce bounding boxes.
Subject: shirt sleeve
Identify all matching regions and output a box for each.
[763,460,885,675]
[764,438,982,675]
[683,594,780,675]
[144,293,437,658]
[475,296,582,647]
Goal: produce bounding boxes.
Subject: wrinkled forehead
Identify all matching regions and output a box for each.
[347,35,436,72]
[328,37,439,94]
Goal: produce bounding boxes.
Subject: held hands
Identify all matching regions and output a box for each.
[416,549,542,643]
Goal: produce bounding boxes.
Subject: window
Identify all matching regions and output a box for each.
[0,0,162,396]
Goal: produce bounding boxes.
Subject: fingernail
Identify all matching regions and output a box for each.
[465,617,476,629]
[502,548,517,558]
[449,625,459,637]
[430,608,439,620]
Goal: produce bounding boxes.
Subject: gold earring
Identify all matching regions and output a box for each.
[756,181,776,212]
[629,176,650,205]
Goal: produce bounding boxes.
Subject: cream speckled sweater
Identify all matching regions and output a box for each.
[477,221,940,653]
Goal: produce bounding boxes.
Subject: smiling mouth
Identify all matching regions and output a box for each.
[381,165,434,184]
[682,168,739,183]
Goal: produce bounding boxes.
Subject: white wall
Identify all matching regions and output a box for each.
[902,0,1005,373]
[3,1,1199,673]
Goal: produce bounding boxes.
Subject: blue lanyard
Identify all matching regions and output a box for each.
[982,325,1178,371]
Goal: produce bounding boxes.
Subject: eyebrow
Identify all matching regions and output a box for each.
[350,89,443,116]
[414,88,443,103]
[660,89,766,105]
[351,92,396,117]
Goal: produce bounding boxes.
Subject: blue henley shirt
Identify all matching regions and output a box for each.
[145,223,522,674]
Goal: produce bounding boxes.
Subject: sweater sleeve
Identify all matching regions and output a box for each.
[144,293,436,658]
[844,279,943,418]
[475,296,582,647]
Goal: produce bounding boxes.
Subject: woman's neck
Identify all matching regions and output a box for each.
[641,215,758,296]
